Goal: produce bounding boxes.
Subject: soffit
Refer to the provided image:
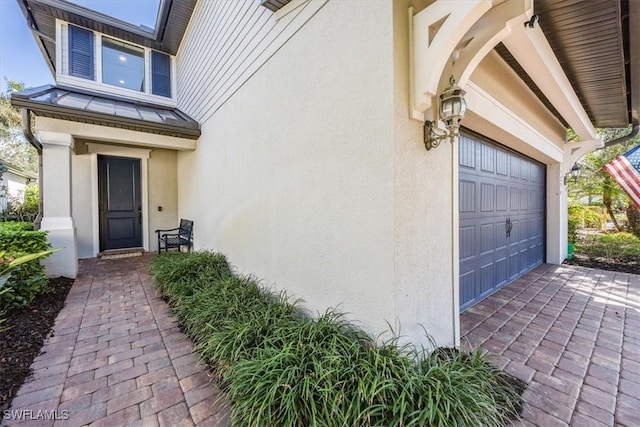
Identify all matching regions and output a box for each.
[11,85,201,139]
[17,0,197,73]
[497,0,631,128]
[260,0,293,13]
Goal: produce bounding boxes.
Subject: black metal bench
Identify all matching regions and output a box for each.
[156,219,193,253]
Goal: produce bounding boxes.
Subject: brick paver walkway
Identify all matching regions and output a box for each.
[462,264,640,427]
[3,254,228,427]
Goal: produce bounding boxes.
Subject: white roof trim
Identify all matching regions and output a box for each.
[502,23,597,140]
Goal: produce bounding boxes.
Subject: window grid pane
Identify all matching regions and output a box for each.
[102,37,145,92]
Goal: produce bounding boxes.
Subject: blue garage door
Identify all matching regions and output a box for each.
[459,133,545,311]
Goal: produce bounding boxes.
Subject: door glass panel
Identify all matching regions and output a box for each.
[107,161,135,211]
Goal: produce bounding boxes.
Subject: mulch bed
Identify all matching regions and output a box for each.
[0,277,74,412]
[564,254,640,275]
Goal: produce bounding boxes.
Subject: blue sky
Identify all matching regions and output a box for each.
[0,0,160,92]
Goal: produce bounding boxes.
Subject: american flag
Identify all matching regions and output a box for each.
[603,145,640,208]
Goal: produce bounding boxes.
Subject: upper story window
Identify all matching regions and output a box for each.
[65,24,173,100]
[102,38,145,92]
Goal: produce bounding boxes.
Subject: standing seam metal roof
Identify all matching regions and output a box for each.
[11,85,201,139]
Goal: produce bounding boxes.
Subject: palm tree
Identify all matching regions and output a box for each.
[569,129,640,232]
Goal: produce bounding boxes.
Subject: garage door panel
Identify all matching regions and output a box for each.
[496,185,508,211]
[481,183,495,212]
[480,262,495,295]
[481,144,495,172]
[480,223,495,254]
[460,271,477,310]
[520,247,530,272]
[510,218,521,241]
[510,187,520,211]
[496,219,508,249]
[531,163,545,182]
[496,257,508,287]
[459,133,545,311]
[496,150,509,175]
[510,157,520,178]
[459,135,477,169]
[460,225,476,261]
[460,181,476,213]
[509,252,520,278]
[520,160,530,181]
[520,189,529,210]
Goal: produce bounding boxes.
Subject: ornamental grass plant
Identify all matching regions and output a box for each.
[151,251,523,426]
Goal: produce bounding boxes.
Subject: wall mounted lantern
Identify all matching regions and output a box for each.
[564,162,582,185]
[570,163,582,182]
[424,75,467,151]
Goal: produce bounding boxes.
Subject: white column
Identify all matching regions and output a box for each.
[39,132,78,278]
[546,163,566,264]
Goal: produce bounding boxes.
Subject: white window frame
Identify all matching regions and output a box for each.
[56,19,177,107]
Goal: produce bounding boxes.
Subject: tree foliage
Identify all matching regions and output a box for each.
[568,127,640,233]
[0,79,37,174]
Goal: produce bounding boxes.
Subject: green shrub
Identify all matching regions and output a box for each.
[578,232,640,259]
[0,221,34,232]
[23,184,39,214]
[568,203,604,233]
[0,225,51,309]
[151,252,524,426]
[567,217,579,243]
[583,207,603,229]
[150,251,232,298]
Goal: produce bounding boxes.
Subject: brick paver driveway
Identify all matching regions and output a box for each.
[3,255,228,427]
[462,264,640,427]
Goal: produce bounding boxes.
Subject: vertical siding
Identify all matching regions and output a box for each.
[177,0,327,124]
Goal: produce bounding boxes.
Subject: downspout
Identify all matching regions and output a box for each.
[20,108,43,230]
[599,120,640,150]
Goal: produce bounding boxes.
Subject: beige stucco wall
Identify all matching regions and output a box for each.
[390,0,458,346]
[148,149,179,251]
[72,154,93,258]
[178,1,399,338]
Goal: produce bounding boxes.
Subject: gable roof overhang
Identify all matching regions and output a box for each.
[20,0,637,134]
[16,0,198,76]
[11,85,201,140]
[500,0,637,130]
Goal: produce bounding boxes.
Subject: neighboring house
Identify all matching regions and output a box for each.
[11,0,638,347]
[0,158,37,212]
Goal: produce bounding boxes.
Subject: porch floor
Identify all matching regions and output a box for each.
[462,264,640,426]
[3,255,229,427]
